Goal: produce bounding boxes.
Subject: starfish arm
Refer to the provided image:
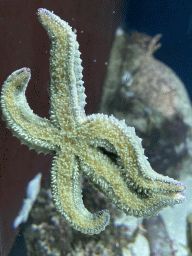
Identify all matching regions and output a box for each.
[37,8,86,130]
[79,145,185,218]
[79,114,186,217]
[51,148,110,235]
[1,68,58,154]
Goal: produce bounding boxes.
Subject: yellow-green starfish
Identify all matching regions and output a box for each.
[1,8,186,235]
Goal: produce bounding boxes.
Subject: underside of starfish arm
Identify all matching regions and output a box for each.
[1,68,58,154]
[37,8,86,130]
[51,148,110,235]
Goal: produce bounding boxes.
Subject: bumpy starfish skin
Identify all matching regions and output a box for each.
[1,8,186,235]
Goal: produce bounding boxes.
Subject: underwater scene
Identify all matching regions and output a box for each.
[0,0,192,255]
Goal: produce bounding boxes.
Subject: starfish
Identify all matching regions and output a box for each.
[1,8,186,235]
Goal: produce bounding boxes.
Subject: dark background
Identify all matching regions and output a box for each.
[0,0,192,255]
[122,0,192,98]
